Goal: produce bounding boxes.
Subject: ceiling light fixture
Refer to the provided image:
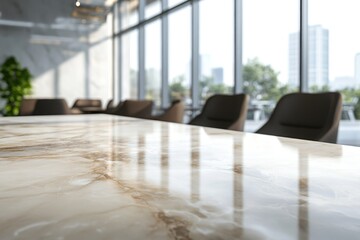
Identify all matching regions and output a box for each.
[75,0,81,7]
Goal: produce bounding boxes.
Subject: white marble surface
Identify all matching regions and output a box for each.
[0,114,360,240]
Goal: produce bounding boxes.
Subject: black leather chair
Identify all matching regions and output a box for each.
[189,94,249,131]
[151,100,185,123]
[32,99,71,116]
[256,92,342,143]
[113,100,153,119]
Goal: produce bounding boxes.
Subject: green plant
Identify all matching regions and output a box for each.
[0,56,32,116]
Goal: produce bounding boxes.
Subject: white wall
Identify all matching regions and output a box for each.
[0,0,113,108]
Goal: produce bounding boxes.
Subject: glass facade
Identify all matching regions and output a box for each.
[168,0,187,8]
[243,0,299,120]
[113,0,360,146]
[199,0,234,104]
[121,30,138,100]
[145,0,161,19]
[115,0,300,114]
[308,0,360,145]
[145,20,162,106]
[168,6,191,105]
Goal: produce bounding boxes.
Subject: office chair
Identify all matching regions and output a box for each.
[189,94,249,131]
[32,99,71,115]
[104,99,117,114]
[151,100,185,123]
[256,92,342,143]
[113,100,153,119]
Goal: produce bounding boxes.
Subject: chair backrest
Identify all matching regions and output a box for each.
[113,100,153,119]
[32,99,71,116]
[19,99,37,116]
[105,99,117,114]
[106,99,114,109]
[189,94,249,131]
[256,92,342,143]
[71,99,102,110]
[153,100,185,123]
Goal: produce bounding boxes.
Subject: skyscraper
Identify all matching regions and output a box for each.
[211,67,224,84]
[288,25,329,88]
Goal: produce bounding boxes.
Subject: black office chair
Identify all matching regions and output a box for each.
[32,99,71,116]
[113,100,153,119]
[189,94,249,131]
[256,92,342,143]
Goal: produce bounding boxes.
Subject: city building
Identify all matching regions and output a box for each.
[289,25,329,88]
[211,67,224,84]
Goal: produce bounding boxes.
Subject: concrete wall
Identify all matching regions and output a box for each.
[0,0,113,108]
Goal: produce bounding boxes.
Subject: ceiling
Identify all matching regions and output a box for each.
[0,0,118,24]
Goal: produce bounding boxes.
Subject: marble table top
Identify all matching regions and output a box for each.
[0,114,359,240]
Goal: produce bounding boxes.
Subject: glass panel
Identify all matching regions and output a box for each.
[145,0,161,19]
[121,30,138,100]
[168,0,186,9]
[309,0,360,94]
[168,6,191,105]
[199,0,234,105]
[145,20,162,106]
[243,0,299,123]
[114,2,121,34]
[120,0,139,30]
[114,36,121,103]
[309,0,360,146]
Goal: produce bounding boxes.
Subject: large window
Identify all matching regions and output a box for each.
[168,0,187,9]
[145,20,162,106]
[121,30,138,100]
[113,0,360,146]
[308,0,360,98]
[243,0,299,120]
[145,0,161,19]
[168,6,191,105]
[199,0,234,104]
[309,0,360,145]
[120,0,139,30]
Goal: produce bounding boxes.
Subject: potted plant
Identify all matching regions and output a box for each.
[0,56,32,116]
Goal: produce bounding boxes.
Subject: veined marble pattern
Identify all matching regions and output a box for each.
[0,114,359,240]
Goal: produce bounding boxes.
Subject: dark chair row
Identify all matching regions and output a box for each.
[20,98,119,115]
[89,92,342,143]
[19,98,109,116]
[18,98,185,123]
[190,92,341,144]
[18,92,342,143]
[109,99,185,123]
